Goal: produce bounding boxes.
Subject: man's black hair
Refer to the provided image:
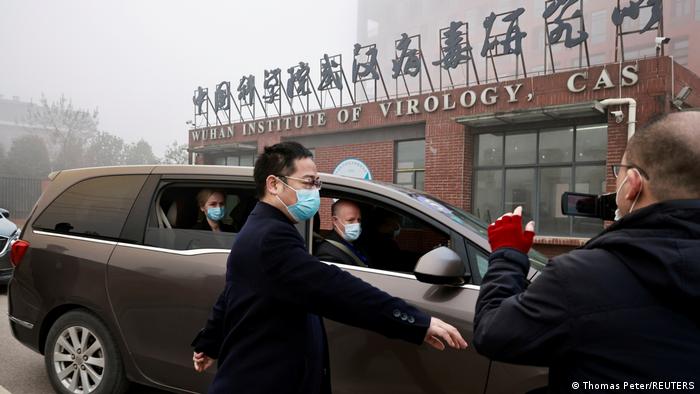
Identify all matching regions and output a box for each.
[253,141,313,198]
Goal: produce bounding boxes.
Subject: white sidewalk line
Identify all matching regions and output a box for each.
[0,385,11,394]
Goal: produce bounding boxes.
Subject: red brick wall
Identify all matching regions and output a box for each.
[424,120,467,208]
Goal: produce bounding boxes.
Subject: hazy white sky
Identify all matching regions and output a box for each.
[0,0,358,156]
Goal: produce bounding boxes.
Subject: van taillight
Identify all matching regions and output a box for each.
[10,240,30,268]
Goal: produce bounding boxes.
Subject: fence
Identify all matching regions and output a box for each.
[0,176,44,221]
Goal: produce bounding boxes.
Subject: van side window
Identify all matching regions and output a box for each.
[313,196,451,273]
[144,184,257,251]
[33,175,147,240]
[474,248,490,279]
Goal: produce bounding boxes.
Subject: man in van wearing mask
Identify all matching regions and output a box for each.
[473,112,700,392]
[191,141,467,394]
[315,199,369,267]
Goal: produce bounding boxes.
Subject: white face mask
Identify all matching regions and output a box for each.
[614,169,642,221]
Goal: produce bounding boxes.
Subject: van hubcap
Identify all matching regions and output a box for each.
[53,326,105,393]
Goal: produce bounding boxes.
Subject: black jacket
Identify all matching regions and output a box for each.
[192,202,429,394]
[474,200,700,393]
[315,231,369,266]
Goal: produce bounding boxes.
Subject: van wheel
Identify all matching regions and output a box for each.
[44,310,129,394]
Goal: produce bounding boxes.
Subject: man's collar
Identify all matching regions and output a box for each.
[252,201,294,224]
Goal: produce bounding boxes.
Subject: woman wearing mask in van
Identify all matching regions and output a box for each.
[194,189,235,232]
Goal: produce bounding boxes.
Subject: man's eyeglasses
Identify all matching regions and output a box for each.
[610,163,649,179]
[278,175,322,189]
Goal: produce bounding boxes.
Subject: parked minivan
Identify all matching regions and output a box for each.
[8,165,548,394]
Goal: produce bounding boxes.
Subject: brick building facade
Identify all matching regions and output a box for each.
[189,57,700,256]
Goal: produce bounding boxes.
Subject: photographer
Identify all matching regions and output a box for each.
[473,112,700,391]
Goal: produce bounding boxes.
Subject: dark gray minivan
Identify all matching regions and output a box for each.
[8,165,548,394]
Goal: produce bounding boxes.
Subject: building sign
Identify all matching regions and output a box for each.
[189,65,639,141]
[566,65,639,93]
[190,1,658,132]
[333,158,373,181]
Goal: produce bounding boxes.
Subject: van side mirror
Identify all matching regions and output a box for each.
[0,208,9,219]
[414,247,471,286]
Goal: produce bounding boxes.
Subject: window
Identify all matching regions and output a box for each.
[574,165,606,234]
[312,192,451,274]
[471,245,490,279]
[33,175,147,240]
[144,184,257,250]
[214,152,256,166]
[474,169,502,224]
[395,140,425,190]
[505,168,535,225]
[590,10,608,44]
[505,133,537,165]
[473,124,607,237]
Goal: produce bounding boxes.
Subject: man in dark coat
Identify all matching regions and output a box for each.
[473,112,700,393]
[315,199,369,266]
[192,142,467,394]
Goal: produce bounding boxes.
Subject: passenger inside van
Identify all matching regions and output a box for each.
[193,189,235,232]
[358,209,419,272]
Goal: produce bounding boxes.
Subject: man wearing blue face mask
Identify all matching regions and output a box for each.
[315,199,369,267]
[473,112,700,392]
[191,141,468,394]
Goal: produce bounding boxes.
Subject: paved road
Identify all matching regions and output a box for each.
[0,286,170,394]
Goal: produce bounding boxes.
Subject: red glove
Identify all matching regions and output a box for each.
[488,214,535,254]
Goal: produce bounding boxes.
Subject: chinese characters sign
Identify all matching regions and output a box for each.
[191,1,664,127]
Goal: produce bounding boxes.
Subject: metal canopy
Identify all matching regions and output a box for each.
[189,143,258,154]
[455,101,605,128]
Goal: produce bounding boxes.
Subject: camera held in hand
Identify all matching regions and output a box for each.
[561,192,617,221]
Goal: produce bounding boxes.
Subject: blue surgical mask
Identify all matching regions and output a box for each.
[338,222,361,242]
[206,207,225,221]
[276,178,320,222]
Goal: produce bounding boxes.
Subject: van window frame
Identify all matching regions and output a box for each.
[308,182,474,282]
[135,179,256,251]
[32,174,148,243]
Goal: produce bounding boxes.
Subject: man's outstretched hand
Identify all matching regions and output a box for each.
[488,206,536,254]
[424,317,469,350]
[193,351,215,372]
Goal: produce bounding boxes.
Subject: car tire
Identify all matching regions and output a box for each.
[44,310,129,394]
